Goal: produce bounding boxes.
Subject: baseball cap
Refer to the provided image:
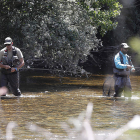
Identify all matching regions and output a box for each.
[4,37,12,45]
[120,43,130,49]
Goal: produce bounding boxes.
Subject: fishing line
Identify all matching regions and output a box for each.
[20,67,87,74]
[78,73,93,89]
[133,67,140,72]
[20,67,94,89]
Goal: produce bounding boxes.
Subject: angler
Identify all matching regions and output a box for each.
[0,37,24,96]
[113,43,135,97]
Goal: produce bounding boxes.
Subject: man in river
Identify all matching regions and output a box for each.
[113,43,135,97]
[0,37,24,96]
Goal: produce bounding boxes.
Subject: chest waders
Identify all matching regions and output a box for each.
[0,47,21,96]
[103,53,132,97]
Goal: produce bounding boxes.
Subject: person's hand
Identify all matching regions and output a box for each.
[131,69,135,72]
[11,67,16,72]
[127,65,132,69]
[4,65,11,69]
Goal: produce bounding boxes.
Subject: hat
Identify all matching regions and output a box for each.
[120,43,130,49]
[4,37,12,45]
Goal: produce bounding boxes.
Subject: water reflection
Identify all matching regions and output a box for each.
[0,72,140,139]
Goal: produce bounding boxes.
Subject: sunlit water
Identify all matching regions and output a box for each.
[0,71,140,140]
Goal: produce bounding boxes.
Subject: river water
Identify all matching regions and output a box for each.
[0,71,140,140]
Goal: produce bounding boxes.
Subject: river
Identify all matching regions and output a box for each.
[0,71,140,140]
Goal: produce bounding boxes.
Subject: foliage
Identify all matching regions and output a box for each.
[99,0,140,47]
[77,0,122,36]
[0,0,102,75]
[112,0,140,45]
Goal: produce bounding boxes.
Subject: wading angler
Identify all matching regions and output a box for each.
[113,43,135,97]
[0,37,24,96]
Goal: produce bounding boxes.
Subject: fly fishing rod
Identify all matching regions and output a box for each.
[20,67,92,76]
[20,67,94,89]
[134,67,140,69]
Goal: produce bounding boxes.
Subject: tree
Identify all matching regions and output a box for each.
[0,0,102,75]
[77,0,122,36]
[95,0,140,46]
[112,0,140,44]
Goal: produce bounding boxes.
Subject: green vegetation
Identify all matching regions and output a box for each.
[0,0,122,74]
[77,0,122,36]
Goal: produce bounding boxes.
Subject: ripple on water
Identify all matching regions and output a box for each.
[1,94,43,99]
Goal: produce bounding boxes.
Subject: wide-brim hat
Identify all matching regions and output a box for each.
[120,43,130,49]
[4,37,12,45]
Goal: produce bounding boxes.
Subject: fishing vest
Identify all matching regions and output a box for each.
[113,52,131,76]
[1,47,20,74]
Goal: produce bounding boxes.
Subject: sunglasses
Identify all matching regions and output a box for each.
[5,44,11,46]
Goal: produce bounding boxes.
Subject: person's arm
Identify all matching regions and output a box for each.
[16,58,24,70]
[11,58,24,72]
[0,63,11,69]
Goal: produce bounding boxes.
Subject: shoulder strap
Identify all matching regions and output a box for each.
[12,46,17,56]
[3,48,8,56]
[4,47,7,52]
[119,52,132,65]
[4,46,17,56]
[119,52,124,64]
[127,56,132,65]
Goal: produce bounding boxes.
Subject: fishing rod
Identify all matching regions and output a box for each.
[21,67,58,71]
[20,67,92,75]
[134,67,140,69]
[20,67,94,90]
[133,67,140,72]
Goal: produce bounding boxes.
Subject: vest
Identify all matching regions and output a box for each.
[1,47,19,74]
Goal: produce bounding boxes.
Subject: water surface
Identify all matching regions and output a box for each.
[0,72,140,140]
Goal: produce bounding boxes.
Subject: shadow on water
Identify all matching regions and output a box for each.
[0,71,140,139]
[20,70,104,93]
